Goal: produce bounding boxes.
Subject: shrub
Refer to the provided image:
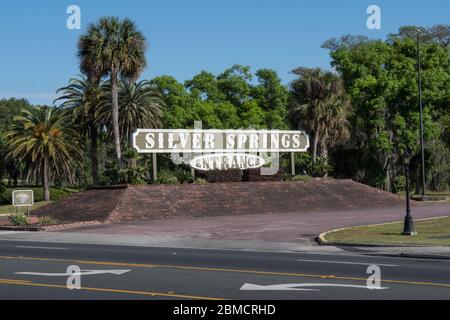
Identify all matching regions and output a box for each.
[38,215,59,226]
[155,170,179,184]
[174,168,194,183]
[0,182,6,195]
[8,214,28,226]
[0,187,71,204]
[308,157,333,177]
[193,178,208,184]
[284,174,312,182]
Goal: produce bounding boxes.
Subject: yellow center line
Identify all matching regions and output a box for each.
[0,279,224,300]
[0,278,32,283]
[1,255,450,289]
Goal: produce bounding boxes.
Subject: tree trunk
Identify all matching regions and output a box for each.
[312,128,320,165]
[90,124,99,185]
[110,71,121,165]
[42,157,50,201]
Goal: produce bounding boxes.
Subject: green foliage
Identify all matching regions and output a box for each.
[173,167,194,184]
[0,187,70,205]
[324,26,449,190]
[393,175,406,193]
[8,214,28,226]
[155,170,179,184]
[0,182,6,195]
[308,157,333,177]
[38,215,59,226]
[156,64,289,130]
[3,106,83,200]
[284,174,312,182]
[193,178,208,184]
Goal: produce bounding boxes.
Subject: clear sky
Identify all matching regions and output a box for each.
[0,0,448,105]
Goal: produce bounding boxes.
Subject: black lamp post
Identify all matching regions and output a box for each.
[402,149,417,236]
[417,29,426,198]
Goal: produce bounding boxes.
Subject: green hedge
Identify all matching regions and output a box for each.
[0,187,71,205]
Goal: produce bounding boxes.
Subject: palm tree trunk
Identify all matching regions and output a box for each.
[110,70,122,165]
[312,128,320,165]
[90,125,99,185]
[42,158,50,201]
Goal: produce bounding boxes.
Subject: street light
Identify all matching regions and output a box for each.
[416,28,426,198]
[402,149,417,236]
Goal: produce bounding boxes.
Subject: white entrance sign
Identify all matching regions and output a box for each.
[132,129,310,171]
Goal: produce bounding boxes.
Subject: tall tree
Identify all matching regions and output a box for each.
[55,75,103,184]
[3,106,82,201]
[324,25,447,190]
[289,67,351,164]
[97,78,164,145]
[78,17,147,164]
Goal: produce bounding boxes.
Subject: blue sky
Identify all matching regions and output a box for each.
[0,0,448,105]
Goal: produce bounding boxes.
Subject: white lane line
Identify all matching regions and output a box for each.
[15,269,130,276]
[16,246,67,250]
[241,283,389,291]
[297,259,397,267]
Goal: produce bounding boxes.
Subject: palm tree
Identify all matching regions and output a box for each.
[96,78,164,144]
[55,74,103,184]
[77,17,147,164]
[3,106,82,201]
[289,67,351,165]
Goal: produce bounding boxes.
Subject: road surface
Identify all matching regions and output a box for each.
[0,239,449,299]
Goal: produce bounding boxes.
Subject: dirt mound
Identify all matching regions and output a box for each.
[33,186,127,222]
[32,180,404,223]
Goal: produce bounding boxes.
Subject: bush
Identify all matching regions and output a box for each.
[0,182,6,195]
[193,178,208,184]
[8,214,28,226]
[155,170,179,184]
[38,215,59,226]
[284,174,312,182]
[0,187,71,204]
[393,175,406,193]
[308,157,333,177]
[174,168,194,183]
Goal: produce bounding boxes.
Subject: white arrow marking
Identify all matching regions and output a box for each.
[240,283,389,291]
[15,269,130,276]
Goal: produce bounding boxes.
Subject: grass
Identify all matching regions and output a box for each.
[397,191,450,197]
[0,201,52,216]
[324,216,450,246]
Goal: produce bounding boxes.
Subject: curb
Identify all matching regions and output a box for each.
[362,252,450,261]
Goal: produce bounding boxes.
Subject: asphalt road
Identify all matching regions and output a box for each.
[0,239,449,300]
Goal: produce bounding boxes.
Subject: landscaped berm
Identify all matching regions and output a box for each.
[32,179,404,224]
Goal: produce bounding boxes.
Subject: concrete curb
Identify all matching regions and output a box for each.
[362,252,450,260]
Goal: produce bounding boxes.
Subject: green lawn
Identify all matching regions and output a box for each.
[324,216,450,246]
[0,201,52,216]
